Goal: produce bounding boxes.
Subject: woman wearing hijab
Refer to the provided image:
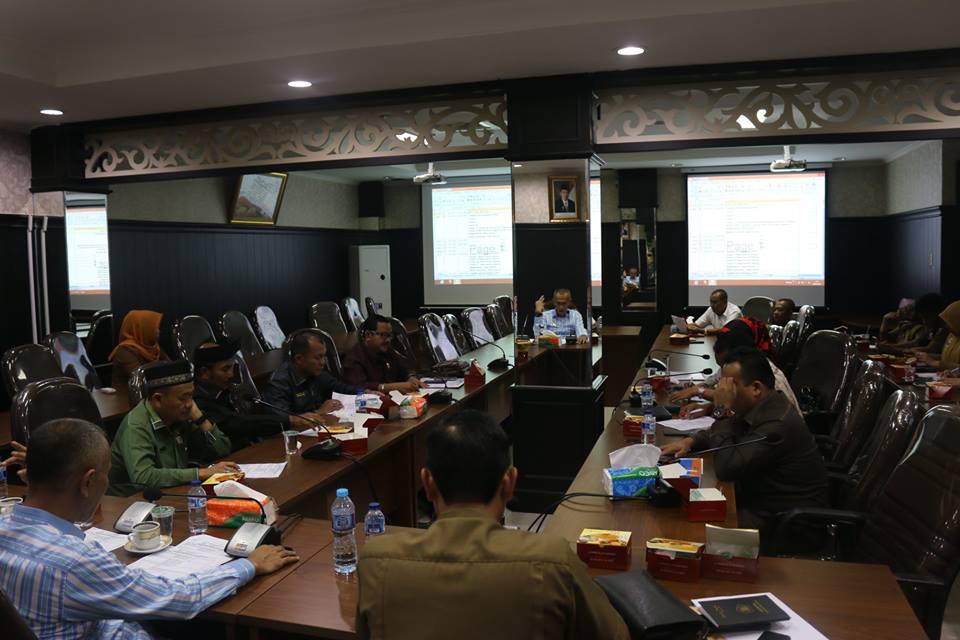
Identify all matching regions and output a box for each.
[917,300,960,371]
[109,310,169,392]
[669,317,801,416]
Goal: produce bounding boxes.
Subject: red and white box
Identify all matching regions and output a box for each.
[701,524,759,582]
[577,529,632,571]
[645,538,703,582]
[685,488,727,522]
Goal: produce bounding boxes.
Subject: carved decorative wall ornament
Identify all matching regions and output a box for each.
[84,98,507,178]
[596,69,960,144]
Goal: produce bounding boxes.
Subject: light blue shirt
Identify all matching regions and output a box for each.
[533,309,588,338]
[0,504,255,640]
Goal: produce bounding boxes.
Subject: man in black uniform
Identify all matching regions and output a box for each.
[193,340,286,451]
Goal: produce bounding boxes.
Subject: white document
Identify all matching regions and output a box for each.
[659,416,715,433]
[332,392,357,412]
[658,462,687,479]
[238,462,287,479]
[129,534,233,580]
[671,372,706,383]
[330,412,373,429]
[422,378,465,389]
[692,592,827,640]
[84,527,128,552]
[389,390,407,405]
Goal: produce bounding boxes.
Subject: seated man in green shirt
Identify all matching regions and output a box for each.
[108,359,239,497]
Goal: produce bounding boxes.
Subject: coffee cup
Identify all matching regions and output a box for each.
[128,521,162,550]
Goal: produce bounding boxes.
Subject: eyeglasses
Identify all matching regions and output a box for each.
[373,332,393,339]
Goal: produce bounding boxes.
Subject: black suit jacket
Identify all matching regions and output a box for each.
[554,198,576,213]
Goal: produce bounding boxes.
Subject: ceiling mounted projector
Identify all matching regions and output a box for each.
[770,145,806,173]
[413,162,446,185]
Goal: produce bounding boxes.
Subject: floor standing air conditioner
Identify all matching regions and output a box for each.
[349,245,392,317]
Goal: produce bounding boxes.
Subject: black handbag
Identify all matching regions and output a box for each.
[594,569,707,640]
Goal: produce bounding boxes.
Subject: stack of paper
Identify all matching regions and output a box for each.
[238,462,287,479]
[129,534,233,580]
[659,416,715,433]
[84,527,128,552]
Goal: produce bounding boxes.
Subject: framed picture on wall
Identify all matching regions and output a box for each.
[549,175,579,222]
[229,172,288,225]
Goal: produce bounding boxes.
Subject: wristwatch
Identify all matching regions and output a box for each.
[712,404,728,420]
[192,413,210,428]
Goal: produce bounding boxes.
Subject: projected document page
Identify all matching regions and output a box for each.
[431,184,512,285]
[66,206,111,295]
[687,172,825,306]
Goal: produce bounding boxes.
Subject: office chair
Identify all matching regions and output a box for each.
[418,313,460,365]
[387,316,418,372]
[10,377,102,445]
[789,330,857,428]
[1,344,63,398]
[364,297,380,318]
[797,304,816,346]
[485,303,511,338]
[310,302,349,337]
[493,295,513,330]
[172,315,216,361]
[283,328,342,378]
[127,360,171,406]
[777,319,801,375]
[768,323,784,357]
[460,308,497,348]
[742,296,774,323]
[85,310,114,364]
[44,331,101,391]
[0,586,38,640]
[775,405,960,640]
[442,314,471,355]
[252,305,286,350]
[220,311,265,358]
[341,297,366,332]
[817,359,892,467]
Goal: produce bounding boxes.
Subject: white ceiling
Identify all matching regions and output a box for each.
[1,0,959,131]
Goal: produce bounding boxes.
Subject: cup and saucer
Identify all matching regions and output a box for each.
[123,521,173,555]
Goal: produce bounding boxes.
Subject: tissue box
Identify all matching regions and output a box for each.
[645,538,703,582]
[464,359,486,387]
[399,396,427,419]
[318,425,370,454]
[537,335,561,348]
[577,529,632,570]
[659,458,703,498]
[210,481,278,528]
[701,524,759,582]
[685,488,727,522]
[603,466,659,497]
[669,333,691,345]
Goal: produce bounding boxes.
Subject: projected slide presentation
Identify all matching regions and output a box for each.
[431,184,513,285]
[65,206,111,295]
[687,171,825,306]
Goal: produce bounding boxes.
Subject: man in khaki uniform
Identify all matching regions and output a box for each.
[356,410,628,640]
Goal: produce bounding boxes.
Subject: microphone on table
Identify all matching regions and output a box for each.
[460,328,511,371]
[252,398,342,461]
[651,349,710,360]
[679,432,784,458]
[654,367,713,378]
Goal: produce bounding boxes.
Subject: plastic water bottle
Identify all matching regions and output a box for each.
[364,502,386,537]
[187,480,208,535]
[641,382,654,411]
[331,488,358,574]
[0,465,7,499]
[642,410,657,446]
[356,393,367,412]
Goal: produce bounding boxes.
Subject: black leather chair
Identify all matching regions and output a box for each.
[220,311,265,358]
[252,305,286,350]
[85,309,114,364]
[742,296,774,322]
[310,302,349,337]
[0,586,37,640]
[461,307,497,348]
[44,331,100,391]
[1,344,63,398]
[842,388,923,512]
[819,360,892,468]
[493,295,513,329]
[442,314,471,355]
[172,315,216,360]
[777,319,802,375]
[485,303,511,338]
[419,313,460,365]
[127,360,170,406]
[776,405,960,639]
[10,377,102,445]
[789,330,858,424]
[364,297,379,318]
[341,297,366,332]
[768,323,784,357]
[283,328,342,378]
[388,316,418,372]
[797,304,816,346]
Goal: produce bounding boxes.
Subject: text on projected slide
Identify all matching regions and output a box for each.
[65,207,111,295]
[432,184,512,285]
[687,172,825,287]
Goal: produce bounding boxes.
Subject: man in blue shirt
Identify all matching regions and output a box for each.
[532,288,589,344]
[0,418,298,640]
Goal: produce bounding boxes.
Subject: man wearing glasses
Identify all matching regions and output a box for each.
[342,315,423,393]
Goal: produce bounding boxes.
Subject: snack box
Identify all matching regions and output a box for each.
[464,359,487,387]
[577,529,632,570]
[645,538,703,582]
[622,414,645,440]
[318,425,370,455]
[669,333,691,345]
[685,487,727,522]
[602,466,659,497]
[701,524,760,582]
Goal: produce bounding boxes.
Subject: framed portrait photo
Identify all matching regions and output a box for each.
[229,172,288,225]
[549,175,580,222]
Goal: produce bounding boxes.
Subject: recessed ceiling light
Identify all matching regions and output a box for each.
[835,156,847,161]
[287,80,312,88]
[40,108,63,116]
[670,163,682,167]
[617,46,645,56]
[513,163,523,168]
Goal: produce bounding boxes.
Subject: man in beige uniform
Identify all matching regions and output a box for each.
[356,410,627,640]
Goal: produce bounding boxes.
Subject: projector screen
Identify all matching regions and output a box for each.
[65,205,111,311]
[687,171,825,307]
[422,180,513,306]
